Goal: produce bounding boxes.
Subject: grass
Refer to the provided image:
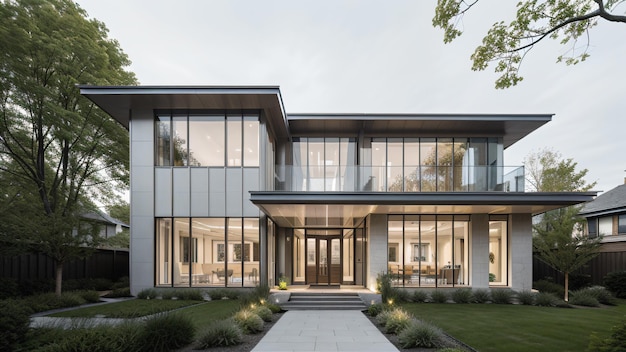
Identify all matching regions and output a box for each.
[49,299,203,318]
[401,299,626,352]
[177,299,240,329]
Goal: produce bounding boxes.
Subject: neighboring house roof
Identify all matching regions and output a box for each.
[82,211,130,229]
[580,184,626,217]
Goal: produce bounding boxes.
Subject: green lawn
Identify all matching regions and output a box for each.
[50,299,204,318]
[49,298,241,327]
[401,300,626,352]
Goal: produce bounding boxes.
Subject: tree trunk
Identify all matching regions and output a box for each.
[55,262,63,296]
[564,272,569,302]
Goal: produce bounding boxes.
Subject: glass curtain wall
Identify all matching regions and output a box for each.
[387,215,469,287]
[156,217,259,288]
[155,111,259,167]
[292,137,356,191]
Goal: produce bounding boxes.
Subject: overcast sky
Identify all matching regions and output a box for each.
[75,0,626,194]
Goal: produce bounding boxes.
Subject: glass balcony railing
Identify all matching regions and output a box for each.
[273,165,525,192]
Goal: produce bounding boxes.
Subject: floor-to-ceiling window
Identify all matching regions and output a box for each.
[388,215,469,287]
[156,217,260,288]
[292,137,357,191]
[489,215,508,286]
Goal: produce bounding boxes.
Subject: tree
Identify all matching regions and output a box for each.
[526,149,600,301]
[433,1,626,88]
[0,0,137,295]
[106,200,130,225]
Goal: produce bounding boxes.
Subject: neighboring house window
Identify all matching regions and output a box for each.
[588,218,598,238]
[599,216,613,236]
[619,215,626,235]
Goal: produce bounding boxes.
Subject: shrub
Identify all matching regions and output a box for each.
[569,289,600,307]
[603,271,626,299]
[451,288,473,304]
[394,288,411,303]
[376,308,393,326]
[535,292,558,307]
[208,289,228,300]
[252,305,273,322]
[533,279,564,296]
[377,273,395,303]
[430,290,448,303]
[59,292,87,307]
[75,290,101,303]
[263,302,282,313]
[384,308,412,334]
[516,290,535,305]
[398,320,443,349]
[437,349,464,352]
[491,289,513,304]
[367,303,385,317]
[196,320,243,348]
[472,289,491,303]
[233,309,264,334]
[140,313,195,351]
[587,319,626,352]
[0,300,32,351]
[412,290,428,303]
[137,288,159,300]
[569,273,592,291]
[278,276,288,290]
[112,276,130,290]
[161,289,204,301]
[42,323,143,352]
[0,278,19,299]
[103,287,132,298]
[586,286,617,305]
[253,284,270,300]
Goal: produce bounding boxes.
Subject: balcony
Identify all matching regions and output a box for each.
[274,165,525,192]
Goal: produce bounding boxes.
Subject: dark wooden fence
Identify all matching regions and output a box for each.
[533,251,626,286]
[0,248,129,282]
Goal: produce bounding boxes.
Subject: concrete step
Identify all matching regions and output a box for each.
[280,291,367,311]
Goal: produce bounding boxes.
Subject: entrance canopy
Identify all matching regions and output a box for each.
[250,191,597,228]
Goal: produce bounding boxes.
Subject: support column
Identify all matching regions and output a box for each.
[510,213,533,291]
[471,214,489,289]
[367,214,388,291]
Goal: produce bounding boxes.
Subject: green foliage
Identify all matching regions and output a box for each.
[208,289,241,300]
[604,271,626,298]
[376,308,394,326]
[106,229,130,249]
[251,305,273,322]
[367,303,386,317]
[140,313,195,352]
[112,276,130,290]
[491,289,514,304]
[384,308,413,335]
[233,309,264,334]
[0,300,32,351]
[432,1,622,88]
[489,273,496,282]
[22,292,89,313]
[74,290,101,303]
[103,287,132,298]
[472,289,491,303]
[0,0,137,296]
[398,320,443,349]
[533,279,565,296]
[535,292,559,307]
[516,290,535,305]
[412,290,429,303]
[161,289,204,301]
[264,302,282,314]
[106,200,130,225]
[430,290,448,303]
[587,319,626,352]
[36,323,143,352]
[451,288,473,303]
[586,287,617,306]
[196,320,243,348]
[63,278,114,291]
[0,278,19,299]
[137,288,159,300]
[569,289,600,307]
[278,276,288,290]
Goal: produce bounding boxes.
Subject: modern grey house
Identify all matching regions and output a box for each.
[79,85,595,294]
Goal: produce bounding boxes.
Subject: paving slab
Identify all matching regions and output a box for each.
[252,310,398,352]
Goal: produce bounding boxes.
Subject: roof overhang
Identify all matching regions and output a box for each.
[287,113,553,148]
[78,85,290,139]
[250,191,596,228]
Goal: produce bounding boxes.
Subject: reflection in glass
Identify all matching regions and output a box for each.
[155,115,171,166]
[227,115,242,166]
[172,116,189,166]
[189,115,224,166]
[420,138,437,191]
[243,117,259,166]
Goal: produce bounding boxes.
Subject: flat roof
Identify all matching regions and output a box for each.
[250,191,596,228]
[79,85,552,147]
[287,113,552,148]
[79,85,290,139]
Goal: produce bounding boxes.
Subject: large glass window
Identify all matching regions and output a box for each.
[489,217,508,286]
[189,115,224,166]
[619,215,626,234]
[156,217,259,288]
[404,139,419,191]
[292,137,357,191]
[420,139,437,192]
[388,215,469,287]
[155,111,259,168]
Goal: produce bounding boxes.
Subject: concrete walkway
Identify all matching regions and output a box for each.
[251,310,399,352]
